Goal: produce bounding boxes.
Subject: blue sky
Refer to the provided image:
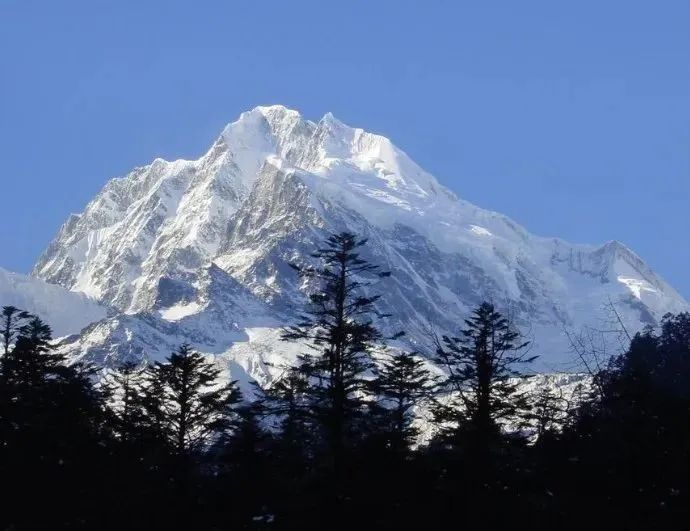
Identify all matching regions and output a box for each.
[1,0,689,297]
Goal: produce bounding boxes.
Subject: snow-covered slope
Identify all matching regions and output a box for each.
[0,267,107,337]
[31,105,688,377]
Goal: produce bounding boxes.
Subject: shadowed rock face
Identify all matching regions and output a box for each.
[31,105,688,377]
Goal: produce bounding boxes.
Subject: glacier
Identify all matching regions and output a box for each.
[1,104,683,383]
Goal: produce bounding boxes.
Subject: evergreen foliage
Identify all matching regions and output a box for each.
[1,236,689,530]
[279,232,393,474]
[147,344,243,456]
[433,302,536,445]
[370,350,437,452]
[1,305,31,354]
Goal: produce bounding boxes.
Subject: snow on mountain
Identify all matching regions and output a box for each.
[0,267,107,338]
[30,105,688,379]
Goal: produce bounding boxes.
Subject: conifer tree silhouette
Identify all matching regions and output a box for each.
[281,232,394,478]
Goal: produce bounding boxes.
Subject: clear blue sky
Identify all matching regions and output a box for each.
[1,0,689,298]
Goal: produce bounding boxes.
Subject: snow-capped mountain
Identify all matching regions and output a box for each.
[0,267,106,338]
[29,105,688,380]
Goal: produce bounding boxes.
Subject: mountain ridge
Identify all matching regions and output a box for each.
[0,267,107,338]
[18,104,689,377]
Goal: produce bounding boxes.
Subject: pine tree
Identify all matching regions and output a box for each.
[0,313,108,445]
[557,312,690,528]
[433,302,536,446]
[219,401,270,484]
[1,315,63,393]
[280,232,393,475]
[529,385,570,442]
[104,360,148,444]
[1,305,31,355]
[226,402,269,463]
[138,362,168,444]
[258,371,312,467]
[0,312,110,529]
[371,351,437,452]
[147,344,242,456]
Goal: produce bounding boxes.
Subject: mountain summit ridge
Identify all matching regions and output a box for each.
[27,105,687,376]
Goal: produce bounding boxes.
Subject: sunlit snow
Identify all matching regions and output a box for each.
[617,276,658,300]
[160,302,202,321]
[22,104,688,378]
[0,267,106,337]
[469,225,493,237]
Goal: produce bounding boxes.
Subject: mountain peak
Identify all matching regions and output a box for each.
[253,104,304,124]
[30,105,689,372]
[318,110,348,129]
[255,103,298,114]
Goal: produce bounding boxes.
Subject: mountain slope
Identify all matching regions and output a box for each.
[32,105,688,375]
[0,267,107,337]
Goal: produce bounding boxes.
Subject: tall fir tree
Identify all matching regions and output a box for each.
[1,314,58,391]
[557,312,690,528]
[258,370,312,468]
[104,360,149,445]
[281,231,394,477]
[371,351,437,452]
[528,384,570,443]
[146,344,243,456]
[433,302,536,447]
[0,312,110,529]
[1,305,31,355]
[139,362,168,445]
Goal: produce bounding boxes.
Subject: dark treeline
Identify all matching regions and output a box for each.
[1,232,689,530]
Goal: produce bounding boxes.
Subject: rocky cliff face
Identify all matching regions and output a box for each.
[31,105,688,382]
